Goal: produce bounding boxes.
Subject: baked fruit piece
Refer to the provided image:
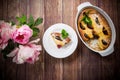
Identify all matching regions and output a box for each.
[77,8,111,50]
[51,32,71,48]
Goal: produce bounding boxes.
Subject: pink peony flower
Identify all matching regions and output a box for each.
[7,39,42,64]
[0,21,12,49]
[12,25,33,44]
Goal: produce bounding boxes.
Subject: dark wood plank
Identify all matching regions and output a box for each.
[2,0,7,21]
[25,0,44,80]
[16,0,27,80]
[44,0,63,80]
[0,0,5,80]
[3,0,19,80]
[73,0,84,80]
[76,0,94,79]
[62,0,78,80]
[0,0,3,20]
[116,2,120,78]
[98,0,119,80]
[75,0,102,80]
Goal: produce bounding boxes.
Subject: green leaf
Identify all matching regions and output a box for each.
[27,15,34,27]
[61,29,69,39]
[34,18,43,26]
[81,12,92,25]
[85,17,92,25]
[16,15,27,25]
[32,28,40,37]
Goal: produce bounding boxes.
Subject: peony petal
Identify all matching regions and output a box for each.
[12,25,33,44]
[1,22,12,42]
[1,43,8,49]
[7,48,19,57]
[9,43,41,64]
[0,39,2,43]
[12,56,17,63]
[13,56,24,64]
[29,38,40,44]
[33,45,42,51]
[26,57,34,64]
[0,21,13,50]
[28,44,42,51]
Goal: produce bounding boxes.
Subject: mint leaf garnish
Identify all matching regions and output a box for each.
[81,12,92,25]
[61,29,69,39]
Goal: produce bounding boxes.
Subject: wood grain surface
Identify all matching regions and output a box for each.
[0,0,120,80]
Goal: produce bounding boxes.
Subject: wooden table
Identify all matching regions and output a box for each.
[0,0,120,80]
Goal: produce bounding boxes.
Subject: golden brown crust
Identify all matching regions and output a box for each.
[77,7,111,50]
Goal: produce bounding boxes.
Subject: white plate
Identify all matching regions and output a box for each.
[43,23,78,58]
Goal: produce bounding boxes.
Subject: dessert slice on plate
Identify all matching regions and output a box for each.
[51,29,71,48]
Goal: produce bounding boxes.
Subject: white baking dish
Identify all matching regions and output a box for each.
[75,2,116,56]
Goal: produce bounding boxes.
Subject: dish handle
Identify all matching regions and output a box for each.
[98,47,114,56]
[77,2,92,11]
